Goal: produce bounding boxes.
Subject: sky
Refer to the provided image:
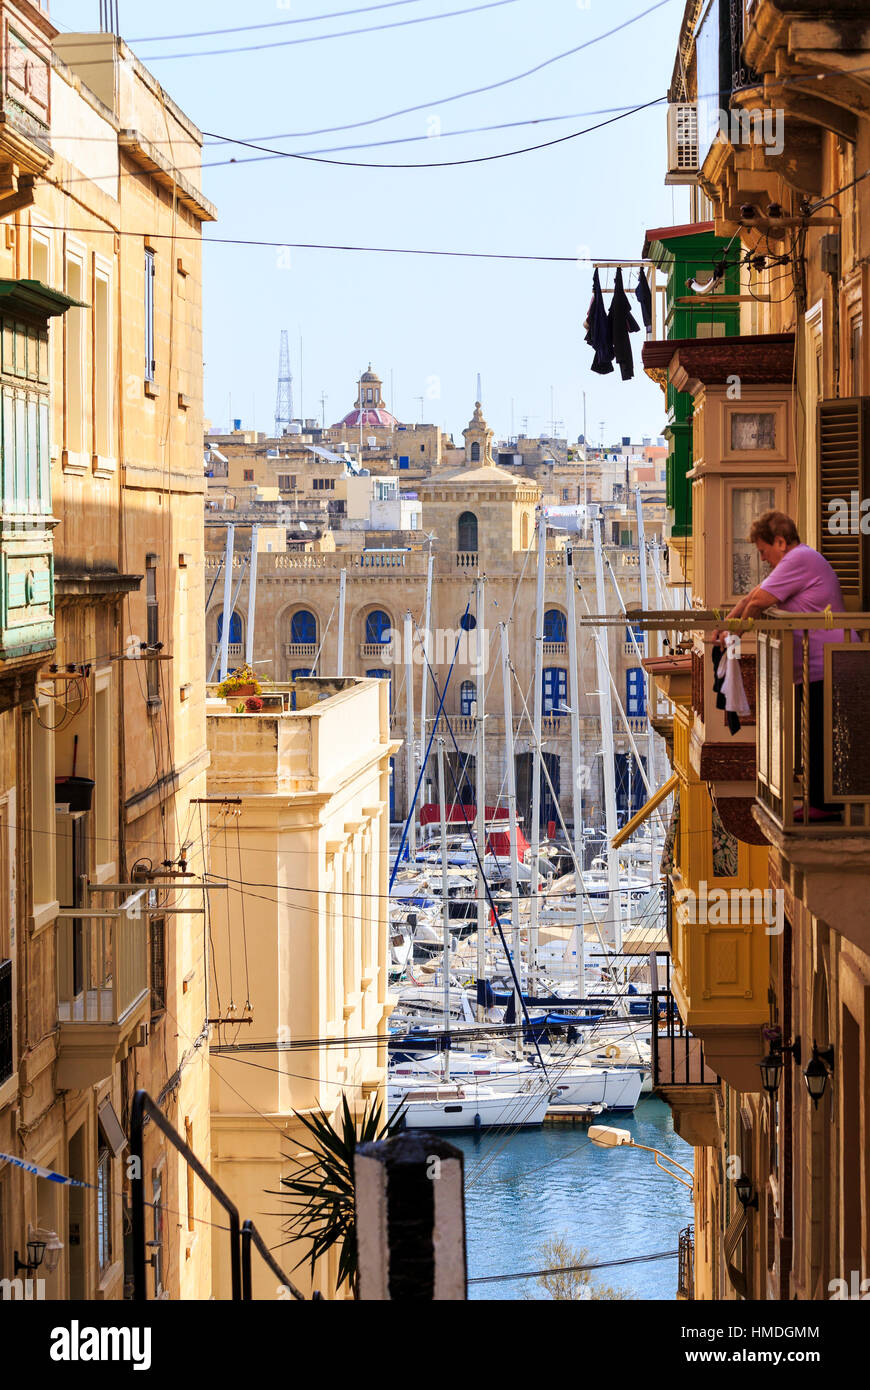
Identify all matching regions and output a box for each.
[51,0,693,446]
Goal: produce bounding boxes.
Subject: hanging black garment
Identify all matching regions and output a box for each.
[635,267,653,331]
[608,267,640,380]
[584,267,614,375]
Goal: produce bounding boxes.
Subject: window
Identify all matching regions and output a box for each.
[65,255,84,453]
[144,249,155,382]
[625,621,644,647]
[150,917,166,1016]
[216,611,242,644]
[278,474,295,490]
[151,1172,164,1295]
[626,667,646,717]
[31,702,56,915]
[94,272,110,458]
[731,486,775,595]
[850,315,863,395]
[542,667,567,716]
[470,442,480,462]
[398,455,409,469]
[292,668,313,679]
[457,511,478,552]
[94,674,113,870]
[290,609,316,644]
[460,680,476,716]
[365,610,391,644]
[97,1145,111,1270]
[543,609,567,643]
[145,556,159,699]
[243,468,253,482]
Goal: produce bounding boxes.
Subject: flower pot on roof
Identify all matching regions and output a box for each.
[217,665,262,701]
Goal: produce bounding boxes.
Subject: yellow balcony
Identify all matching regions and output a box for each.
[667,707,770,1092]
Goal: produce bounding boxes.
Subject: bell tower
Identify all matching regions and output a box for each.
[462,401,494,467]
[355,365,385,410]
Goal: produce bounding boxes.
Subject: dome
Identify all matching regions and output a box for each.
[339,407,397,429]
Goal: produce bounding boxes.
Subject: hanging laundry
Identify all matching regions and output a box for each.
[711,637,751,734]
[635,267,653,331]
[608,266,640,380]
[584,267,614,375]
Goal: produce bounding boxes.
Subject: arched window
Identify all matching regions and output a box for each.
[290,609,317,645]
[543,609,567,643]
[542,667,567,716]
[293,668,314,679]
[460,680,476,716]
[365,610,392,644]
[216,611,242,643]
[470,441,481,462]
[457,511,478,552]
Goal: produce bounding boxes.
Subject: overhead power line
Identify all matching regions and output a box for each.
[130,0,438,42]
[467,1248,680,1285]
[202,94,664,171]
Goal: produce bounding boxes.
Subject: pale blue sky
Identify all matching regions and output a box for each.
[52,0,692,445]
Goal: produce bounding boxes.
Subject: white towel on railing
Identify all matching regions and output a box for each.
[716,636,750,733]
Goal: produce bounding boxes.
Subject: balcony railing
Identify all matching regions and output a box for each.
[455,551,478,569]
[677,1225,695,1300]
[542,641,567,657]
[0,958,11,1085]
[57,913,148,1027]
[211,642,244,661]
[285,642,318,659]
[757,618,870,833]
[361,641,394,659]
[651,989,717,1088]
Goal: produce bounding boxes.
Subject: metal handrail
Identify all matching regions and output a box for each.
[241,1220,305,1301]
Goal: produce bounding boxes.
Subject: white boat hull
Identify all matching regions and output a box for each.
[388,1083,551,1130]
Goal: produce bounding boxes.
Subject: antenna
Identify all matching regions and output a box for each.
[476,372,482,403]
[99,1,120,33]
[274,330,293,437]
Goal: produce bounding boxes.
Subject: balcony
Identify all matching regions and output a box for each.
[677,1226,695,1301]
[285,642,317,660]
[0,3,53,208]
[542,641,567,657]
[56,912,149,1090]
[455,551,478,569]
[360,641,394,660]
[756,617,870,951]
[211,642,244,663]
[652,976,719,1148]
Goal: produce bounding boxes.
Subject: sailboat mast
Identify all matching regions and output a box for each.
[565,546,585,990]
[419,547,434,792]
[634,488,656,792]
[475,574,487,1022]
[404,610,416,860]
[437,737,451,1082]
[336,568,347,676]
[528,513,547,989]
[592,517,622,953]
[500,621,523,1057]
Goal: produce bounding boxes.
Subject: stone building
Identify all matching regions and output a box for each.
[205,676,395,1299]
[0,11,214,1300]
[646,0,870,1302]
[205,402,667,834]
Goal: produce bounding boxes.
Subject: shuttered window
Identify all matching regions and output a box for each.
[144,249,156,381]
[817,397,870,606]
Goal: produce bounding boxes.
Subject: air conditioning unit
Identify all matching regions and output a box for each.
[665,103,699,185]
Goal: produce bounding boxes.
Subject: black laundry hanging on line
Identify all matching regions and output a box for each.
[608,267,640,380]
[635,267,653,331]
[584,267,614,375]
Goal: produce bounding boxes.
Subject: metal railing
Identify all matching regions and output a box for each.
[0,959,11,1084]
[651,959,717,1088]
[677,1225,695,1299]
[130,1090,307,1301]
[57,913,148,1026]
[757,617,870,832]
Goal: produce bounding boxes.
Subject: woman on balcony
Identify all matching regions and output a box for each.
[718,510,845,820]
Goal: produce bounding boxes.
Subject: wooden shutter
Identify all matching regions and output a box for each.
[817,397,870,609]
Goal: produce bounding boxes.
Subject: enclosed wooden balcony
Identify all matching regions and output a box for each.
[755,616,870,952]
[56,911,149,1090]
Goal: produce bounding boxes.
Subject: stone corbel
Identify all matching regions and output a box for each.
[0,163,36,217]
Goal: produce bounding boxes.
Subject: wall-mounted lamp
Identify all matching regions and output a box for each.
[758,1033,801,1096]
[734,1174,759,1210]
[803,1042,835,1107]
[14,1223,63,1275]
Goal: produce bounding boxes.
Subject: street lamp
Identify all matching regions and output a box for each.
[734,1174,758,1210]
[588,1124,693,1190]
[758,1033,801,1096]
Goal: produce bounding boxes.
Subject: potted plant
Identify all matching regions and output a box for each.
[216,665,262,701]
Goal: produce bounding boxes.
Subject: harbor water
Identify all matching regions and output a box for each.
[455,1097,694,1300]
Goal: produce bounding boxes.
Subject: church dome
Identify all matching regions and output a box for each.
[335,363,398,429]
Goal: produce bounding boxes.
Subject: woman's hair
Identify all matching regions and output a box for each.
[748,510,800,546]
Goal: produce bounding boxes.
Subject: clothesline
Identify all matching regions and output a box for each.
[584,262,652,380]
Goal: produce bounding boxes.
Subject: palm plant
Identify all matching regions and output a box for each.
[276,1092,402,1296]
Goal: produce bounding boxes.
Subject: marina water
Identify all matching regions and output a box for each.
[455,1097,693,1300]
